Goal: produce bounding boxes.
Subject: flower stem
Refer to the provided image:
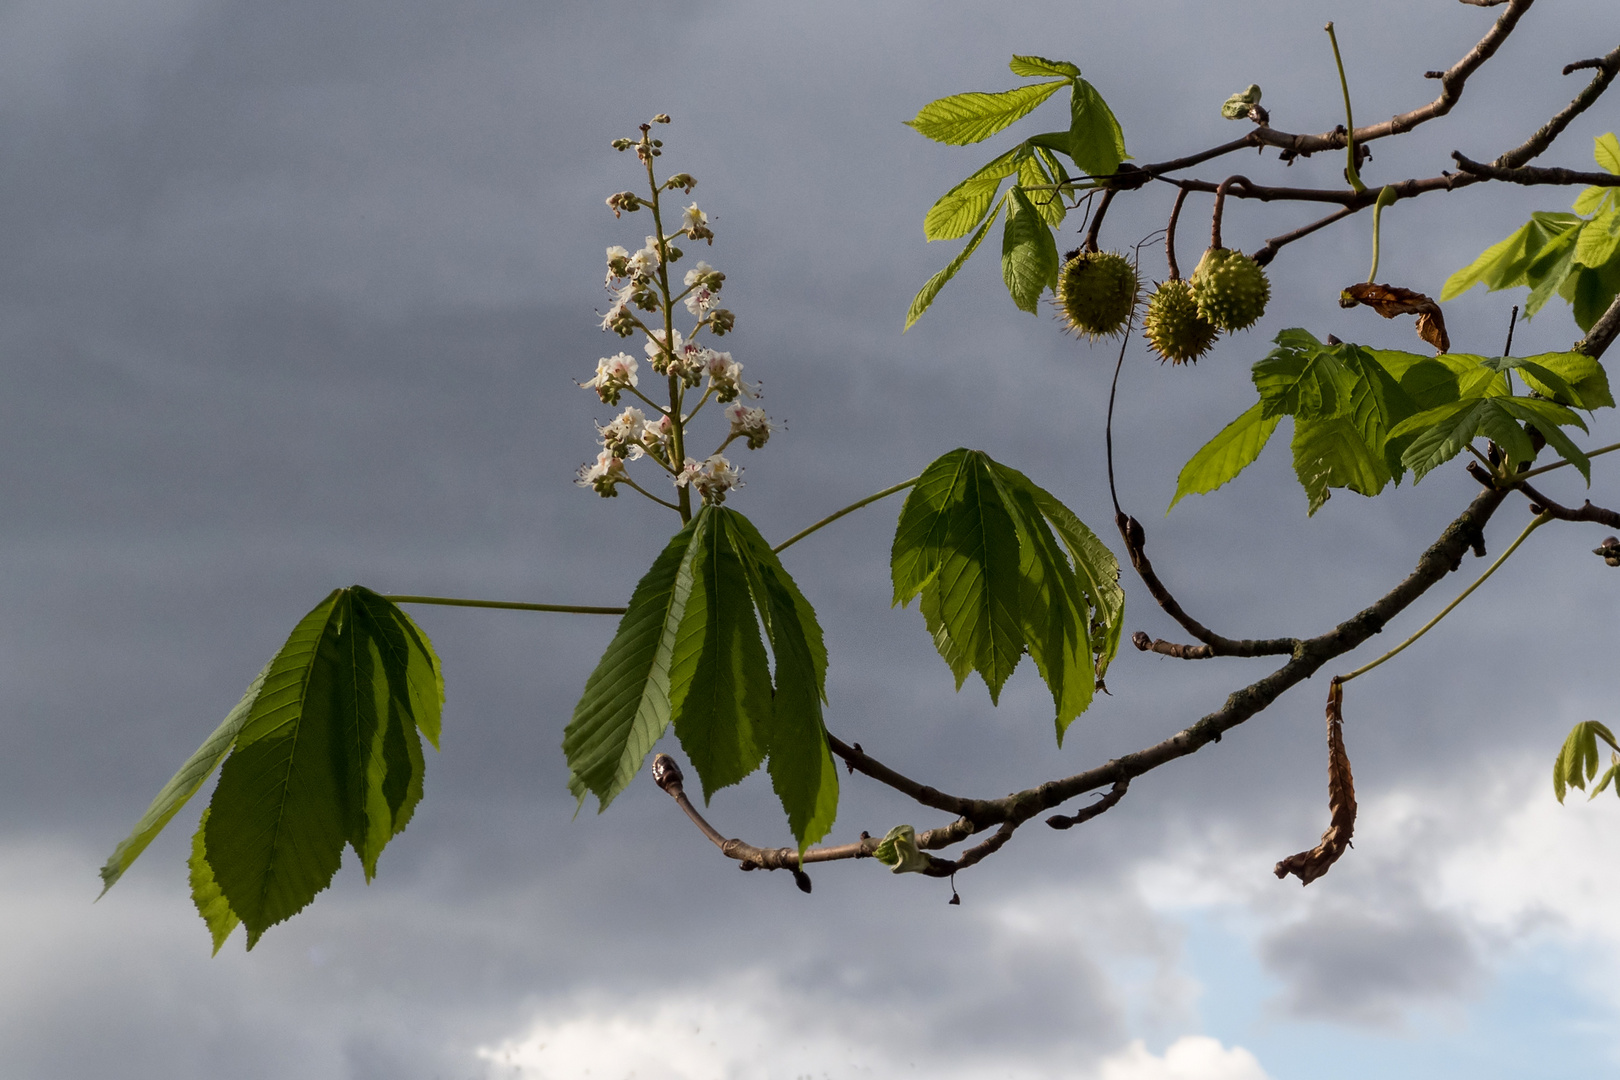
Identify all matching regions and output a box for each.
[383,595,626,615]
[1338,511,1551,684]
[772,478,918,554]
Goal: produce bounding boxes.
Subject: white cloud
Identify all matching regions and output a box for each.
[1097,1037,1270,1080]
[478,982,1271,1080]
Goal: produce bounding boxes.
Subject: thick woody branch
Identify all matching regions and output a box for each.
[1452,155,1620,187]
[1577,292,1620,360]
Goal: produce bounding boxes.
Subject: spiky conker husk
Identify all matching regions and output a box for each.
[1142,279,1218,365]
[1055,251,1138,340]
[1190,247,1270,332]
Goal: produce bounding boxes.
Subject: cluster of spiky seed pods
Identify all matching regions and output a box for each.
[1054,246,1270,364]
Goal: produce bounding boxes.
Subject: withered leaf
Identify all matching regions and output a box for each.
[1274,679,1357,886]
[1338,282,1451,354]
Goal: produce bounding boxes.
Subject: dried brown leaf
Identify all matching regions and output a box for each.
[1274,679,1357,886]
[1338,282,1451,354]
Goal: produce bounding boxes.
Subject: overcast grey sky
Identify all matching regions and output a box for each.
[4,1,1620,1077]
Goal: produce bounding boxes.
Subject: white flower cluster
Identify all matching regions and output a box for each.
[576,135,772,507]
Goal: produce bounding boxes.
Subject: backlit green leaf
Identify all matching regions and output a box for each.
[1595,132,1620,176]
[1575,208,1620,268]
[907,81,1067,146]
[1002,186,1060,313]
[923,146,1024,241]
[1555,720,1620,803]
[565,519,700,811]
[1068,78,1127,177]
[1170,402,1281,511]
[188,809,240,956]
[1291,415,1390,515]
[1017,151,1066,228]
[1009,55,1081,79]
[906,193,1005,330]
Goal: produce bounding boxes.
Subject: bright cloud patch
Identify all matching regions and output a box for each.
[478,979,1270,1080]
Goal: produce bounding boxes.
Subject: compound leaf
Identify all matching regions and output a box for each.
[1555,720,1620,802]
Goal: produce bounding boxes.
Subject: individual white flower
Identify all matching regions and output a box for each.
[674,454,742,504]
[605,245,631,283]
[704,350,757,403]
[598,406,648,460]
[644,328,685,373]
[725,402,773,449]
[684,286,714,316]
[641,412,675,460]
[682,203,707,232]
[579,352,640,404]
[683,261,717,288]
[576,450,626,496]
[626,237,661,276]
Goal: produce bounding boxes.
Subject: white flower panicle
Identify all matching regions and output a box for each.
[580,120,771,504]
[675,454,742,504]
[725,402,773,450]
[580,352,639,404]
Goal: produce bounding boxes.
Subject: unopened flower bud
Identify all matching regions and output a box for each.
[605,191,642,217]
[652,114,671,125]
[666,173,697,193]
[611,138,634,151]
[708,308,735,336]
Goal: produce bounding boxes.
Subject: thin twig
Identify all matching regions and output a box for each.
[1164,186,1190,279]
[383,595,626,615]
[772,478,917,554]
[1514,482,1620,529]
[1083,187,1118,252]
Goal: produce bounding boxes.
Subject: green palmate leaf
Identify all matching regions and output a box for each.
[907,81,1068,146]
[99,661,272,895]
[1252,329,1357,420]
[892,449,1121,736]
[1569,260,1620,333]
[1554,720,1620,803]
[205,587,442,947]
[566,508,835,850]
[1367,349,1469,411]
[906,192,1005,330]
[666,512,771,803]
[189,809,240,956]
[565,519,700,811]
[1170,402,1282,511]
[1292,415,1391,515]
[924,146,1024,242]
[1002,187,1060,313]
[721,510,836,851]
[1067,78,1127,177]
[1009,55,1081,79]
[1389,397,1539,481]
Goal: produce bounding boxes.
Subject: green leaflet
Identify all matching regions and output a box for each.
[906,192,1004,331]
[906,81,1068,146]
[189,808,240,955]
[871,824,931,874]
[1169,402,1281,511]
[103,587,443,950]
[1443,134,1620,333]
[565,518,701,811]
[1292,415,1390,515]
[1002,187,1060,314]
[1017,151,1066,228]
[1067,78,1127,178]
[923,146,1023,242]
[99,661,272,895]
[1008,55,1081,79]
[1554,720,1620,803]
[564,508,835,849]
[891,449,1122,739]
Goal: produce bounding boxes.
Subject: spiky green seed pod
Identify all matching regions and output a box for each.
[1190,247,1270,332]
[1054,251,1139,340]
[1142,280,1219,365]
